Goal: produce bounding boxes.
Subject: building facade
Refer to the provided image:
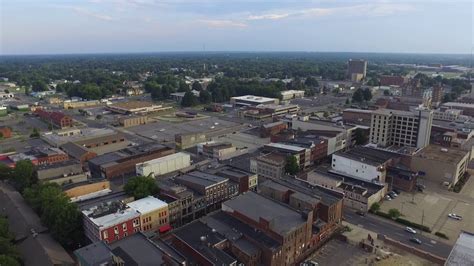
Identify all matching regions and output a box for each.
[136,152,191,178]
[127,196,170,233]
[369,108,433,148]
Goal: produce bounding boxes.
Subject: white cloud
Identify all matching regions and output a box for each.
[244,2,415,22]
[69,7,115,21]
[199,19,248,28]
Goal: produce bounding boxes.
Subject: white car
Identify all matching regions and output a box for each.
[405,227,417,234]
[448,213,462,220]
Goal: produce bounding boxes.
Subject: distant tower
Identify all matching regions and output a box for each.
[347,59,367,82]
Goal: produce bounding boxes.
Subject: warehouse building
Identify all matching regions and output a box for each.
[88,144,175,179]
[411,145,470,188]
[108,101,170,114]
[118,115,148,128]
[136,152,191,178]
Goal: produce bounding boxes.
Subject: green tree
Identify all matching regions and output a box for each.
[199,90,212,104]
[192,81,203,91]
[354,128,368,145]
[23,183,82,249]
[362,88,372,101]
[0,255,21,266]
[285,155,299,175]
[388,208,401,219]
[11,160,35,192]
[305,76,319,87]
[345,98,350,105]
[124,176,159,199]
[30,128,40,138]
[370,202,380,213]
[178,81,189,92]
[181,91,198,107]
[80,84,103,100]
[352,89,364,103]
[32,80,48,92]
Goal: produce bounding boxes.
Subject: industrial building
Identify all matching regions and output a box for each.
[36,160,87,184]
[118,115,148,128]
[411,145,470,188]
[88,144,175,179]
[136,152,191,178]
[107,101,170,114]
[35,109,73,129]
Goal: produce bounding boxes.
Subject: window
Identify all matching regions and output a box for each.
[114,226,119,234]
[103,231,108,239]
[122,223,127,231]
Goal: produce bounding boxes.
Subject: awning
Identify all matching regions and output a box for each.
[159,224,172,233]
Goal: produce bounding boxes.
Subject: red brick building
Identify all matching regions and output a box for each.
[260,121,288,137]
[82,202,141,244]
[35,109,73,129]
[0,127,12,138]
[380,75,406,86]
[31,147,69,165]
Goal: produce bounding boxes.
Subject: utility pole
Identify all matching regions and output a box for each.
[421,209,425,235]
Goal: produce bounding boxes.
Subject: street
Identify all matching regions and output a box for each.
[344,209,453,258]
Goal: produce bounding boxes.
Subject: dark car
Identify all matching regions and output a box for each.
[409,238,422,244]
[393,189,401,194]
[356,211,366,216]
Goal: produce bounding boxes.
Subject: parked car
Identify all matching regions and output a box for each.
[409,238,422,244]
[448,213,462,220]
[405,227,417,234]
[393,189,401,194]
[385,195,392,201]
[389,191,398,198]
[356,211,366,216]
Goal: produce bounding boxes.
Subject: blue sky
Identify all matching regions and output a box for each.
[1,0,473,55]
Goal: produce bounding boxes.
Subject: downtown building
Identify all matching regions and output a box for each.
[369,108,433,149]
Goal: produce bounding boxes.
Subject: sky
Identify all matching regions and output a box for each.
[0,0,473,55]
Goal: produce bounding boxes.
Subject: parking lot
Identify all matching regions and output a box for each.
[308,239,369,266]
[380,175,474,244]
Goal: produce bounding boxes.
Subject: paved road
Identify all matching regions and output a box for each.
[344,209,453,258]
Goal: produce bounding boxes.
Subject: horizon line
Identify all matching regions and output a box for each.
[1,50,472,57]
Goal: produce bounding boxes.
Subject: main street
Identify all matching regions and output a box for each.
[344,209,453,258]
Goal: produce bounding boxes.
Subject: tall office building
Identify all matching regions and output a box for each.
[369,108,433,149]
[431,84,444,107]
[347,59,367,82]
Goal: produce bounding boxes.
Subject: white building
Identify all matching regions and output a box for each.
[369,108,433,149]
[433,109,462,121]
[230,95,279,107]
[136,152,191,177]
[330,146,393,183]
[280,90,305,100]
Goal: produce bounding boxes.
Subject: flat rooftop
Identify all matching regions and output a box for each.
[446,231,474,266]
[231,95,277,103]
[414,145,469,164]
[222,191,306,236]
[126,196,168,214]
[109,233,165,265]
[173,220,236,265]
[264,142,306,152]
[334,146,395,166]
[83,205,140,228]
[109,100,155,110]
[176,171,228,188]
